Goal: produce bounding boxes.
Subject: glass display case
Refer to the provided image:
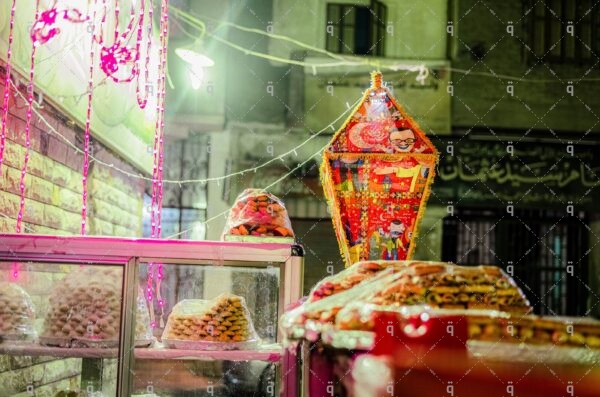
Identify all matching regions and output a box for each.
[0,234,303,397]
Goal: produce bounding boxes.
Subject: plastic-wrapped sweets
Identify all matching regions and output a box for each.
[0,282,36,340]
[223,189,294,239]
[336,302,509,339]
[281,268,402,336]
[336,303,600,349]
[162,293,259,350]
[499,315,600,348]
[365,262,531,313]
[282,262,531,340]
[307,260,437,302]
[40,267,152,347]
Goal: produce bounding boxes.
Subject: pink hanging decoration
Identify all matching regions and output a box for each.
[16,1,41,234]
[81,4,98,236]
[0,0,17,179]
[97,0,152,89]
[30,6,88,45]
[98,3,139,83]
[148,0,169,328]
[13,1,42,281]
[136,1,152,109]
[99,43,135,81]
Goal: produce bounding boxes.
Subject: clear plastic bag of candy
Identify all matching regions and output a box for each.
[0,282,36,341]
[223,189,294,240]
[162,293,260,350]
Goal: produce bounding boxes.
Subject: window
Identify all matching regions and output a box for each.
[526,0,599,64]
[142,135,209,240]
[326,1,387,56]
[442,208,589,316]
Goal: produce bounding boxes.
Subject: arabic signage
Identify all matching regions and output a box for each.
[433,138,600,210]
[234,137,599,211]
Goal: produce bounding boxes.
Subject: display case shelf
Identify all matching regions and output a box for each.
[0,234,304,397]
[135,344,282,362]
[0,343,283,362]
[0,343,118,359]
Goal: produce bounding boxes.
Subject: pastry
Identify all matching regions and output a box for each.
[0,282,35,337]
[41,268,151,345]
[308,260,415,302]
[163,294,256,344]
[366,263,531,314]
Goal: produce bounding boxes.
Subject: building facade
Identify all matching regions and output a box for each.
[442,0,600,316]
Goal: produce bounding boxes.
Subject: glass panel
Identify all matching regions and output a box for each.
[550,19,562,56]
[0,262,124,397]
[565,0,576,22]
[132,261,282,395]
[535,1,546,17]
[581,23,593,59]
[327,4,340,23]
[354,7,371,54]
[579,0,593,21]
[141,263,280,341]
[534,20,546,56]
[550,0,562,19]
[343,5,356,26]
[343,26,355,54]
[327,25,340,52]
[565,28,576,59]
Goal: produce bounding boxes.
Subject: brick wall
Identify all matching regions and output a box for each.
[0,67,145,396]
[0,82,144,235]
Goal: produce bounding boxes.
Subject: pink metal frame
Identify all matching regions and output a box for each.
[0,233,298,263]
[0,233,304,397]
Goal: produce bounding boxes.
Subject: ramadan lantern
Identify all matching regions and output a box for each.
[321,71,439,266]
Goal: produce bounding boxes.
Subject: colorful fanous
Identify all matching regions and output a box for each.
[321,71,439,267]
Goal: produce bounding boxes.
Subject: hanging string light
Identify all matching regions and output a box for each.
[81,2,99,236]
[156,0,170,328]
[98,0,140,83]
[135,0,153,109]
[147,0,169,328]
[16,0,42,235]
[12,0,42,281]
[30,2,88,45]
[0,0,17,179]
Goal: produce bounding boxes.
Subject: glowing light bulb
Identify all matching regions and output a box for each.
[175,48,214,90]
[189,66,204,89]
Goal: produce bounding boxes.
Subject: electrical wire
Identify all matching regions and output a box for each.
[11,78,358,185]
[163,140,329,239]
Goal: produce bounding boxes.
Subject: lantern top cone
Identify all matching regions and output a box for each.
[320,71,439,267]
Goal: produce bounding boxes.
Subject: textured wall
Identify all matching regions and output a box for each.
[0,71,144,395]
[452,0,600,132]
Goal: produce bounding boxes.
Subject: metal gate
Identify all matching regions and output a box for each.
[442,208,589,316]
